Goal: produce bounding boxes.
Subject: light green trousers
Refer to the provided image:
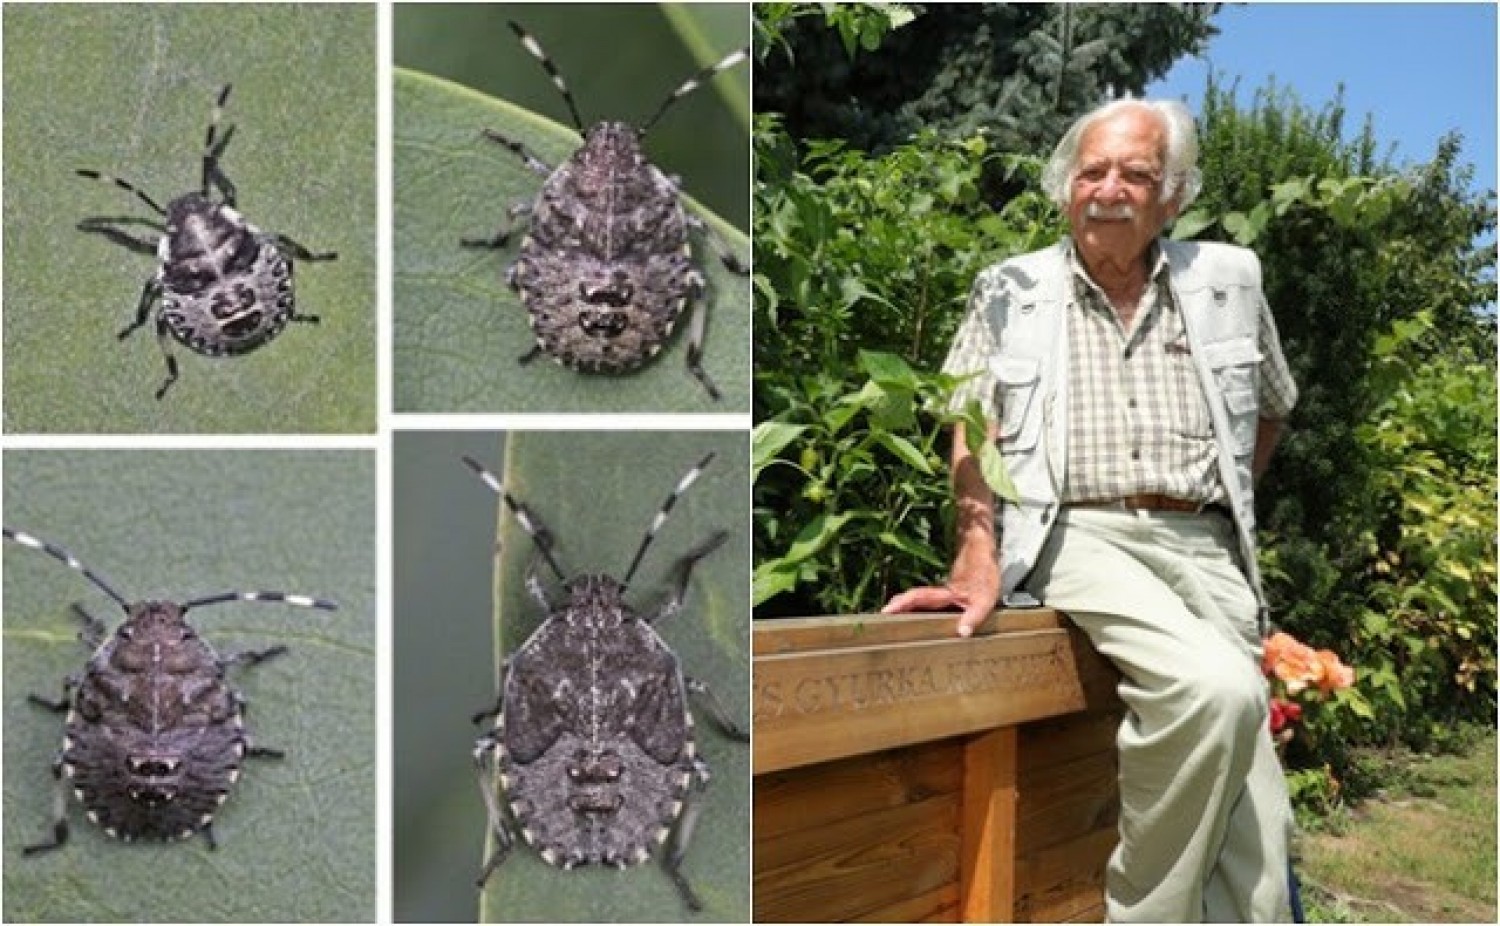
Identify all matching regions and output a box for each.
[1026,507,1293,923]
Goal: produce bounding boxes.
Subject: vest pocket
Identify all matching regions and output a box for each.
[1203,335,1261,454]
[991,356,1042,451]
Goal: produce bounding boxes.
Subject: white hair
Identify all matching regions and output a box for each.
[1040,99,1202,211]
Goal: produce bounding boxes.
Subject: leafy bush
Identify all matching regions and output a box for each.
[752,116,1054,616]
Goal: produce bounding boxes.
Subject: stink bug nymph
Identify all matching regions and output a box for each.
[76,84,337,400]
[462,453,748,911]
[461,23,751,401]
[4,527,337,853]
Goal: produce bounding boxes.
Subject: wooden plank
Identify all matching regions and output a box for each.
[754,792,961,922]
[755,739,963,841]
[1013,826,1116,924]
[755,626,1118,773]
[853,883,960,923]
[1016,750,1119,855]
[754,609,1068,656]
[960,727,1018,922]
[1018,710,1123,773]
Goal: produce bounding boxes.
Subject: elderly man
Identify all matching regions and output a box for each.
[884,99,1298,922]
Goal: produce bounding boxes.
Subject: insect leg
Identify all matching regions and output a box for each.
[478,127,555,179]
[473,732,519,888]
[269,234,338,263]
[685,211,750,275]
[685,677,750,742]
[116,273,163,341]
[151,310,181,400]
[643,529,728,624]
[70,603,108,649]
[220,644,289,671]
[76,216,163,255]
[461,200,534,250]
[22,755,71,856]
[660,757,712,912]
[683,270,722,401]
[471,661,509,724]
[27,675,79,713]
[200,821,220,850]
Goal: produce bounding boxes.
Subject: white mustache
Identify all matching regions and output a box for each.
[1085,202,1136,221]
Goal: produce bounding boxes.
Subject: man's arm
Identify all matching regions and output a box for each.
[881,419,1002,637]
[1252,416,1285,483]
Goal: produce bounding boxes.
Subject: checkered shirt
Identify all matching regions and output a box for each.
[942,239,1298,505]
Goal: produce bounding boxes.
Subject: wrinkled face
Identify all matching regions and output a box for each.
[1066,107,1179,266]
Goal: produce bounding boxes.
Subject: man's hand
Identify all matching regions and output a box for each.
[881,545,1000,638]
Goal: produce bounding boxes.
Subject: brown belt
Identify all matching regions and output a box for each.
[1072,493,1211,513]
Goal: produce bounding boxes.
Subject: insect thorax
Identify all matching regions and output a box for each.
[63,601,246,841]
[159,196,296,357]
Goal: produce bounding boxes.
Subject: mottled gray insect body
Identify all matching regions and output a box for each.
[510,123,699,380]
[463,454,748,911]
[77,84,336,399]
[155,195,299,357]
[60,600,257,843]
[462,24,750,401]
[3,527,336,854]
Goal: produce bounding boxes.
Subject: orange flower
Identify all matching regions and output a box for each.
[1313,648,1355,694]
[1264,631,1322,695]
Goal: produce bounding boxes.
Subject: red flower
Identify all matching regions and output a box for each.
[1269,697,1304,734]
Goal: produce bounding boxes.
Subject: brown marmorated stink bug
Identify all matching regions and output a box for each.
[461,453,748,911]
[76,83,337,400]
[4,527,336,853]
[461,22,750,401]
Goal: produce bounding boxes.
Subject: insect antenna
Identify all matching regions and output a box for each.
[622,451,716,588]
[638,46,750,137]
[202,84,236,195]
[74,169,167,217]
[3,527,131,612]
[181,590,338,613]
[462,456,567,582]
[507,21,585,134]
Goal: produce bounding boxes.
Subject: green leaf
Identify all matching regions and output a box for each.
[1169,208,1217,241]
[3,450,376,923]
[875,432,934,474]
[2,5,377,434]
[480,433,749,921]
[393,66,751,413]
[859,349,920,389]
[752,421,808,474]
[977,441,1020,504]
[753,560,805,607]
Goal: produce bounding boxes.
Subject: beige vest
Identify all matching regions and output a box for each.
[978,239,1267,622]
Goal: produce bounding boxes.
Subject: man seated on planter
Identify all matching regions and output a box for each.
[884,98,1298,923]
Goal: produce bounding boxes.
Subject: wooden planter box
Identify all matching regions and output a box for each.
[753,609,1124,923]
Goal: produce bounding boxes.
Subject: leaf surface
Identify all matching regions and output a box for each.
[1,5,376,434]
[477,432,750,922]
[393,69,751,413]
[3,450,376,923]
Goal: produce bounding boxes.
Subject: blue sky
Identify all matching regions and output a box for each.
[1145,3,1497,193]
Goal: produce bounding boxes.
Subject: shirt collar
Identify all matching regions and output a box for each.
[1064,237,1170,300]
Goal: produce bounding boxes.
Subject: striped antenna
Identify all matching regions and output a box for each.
[622,452,715,587]
[181,590,337,614]
[462,456,567,582]
[74,169,167,217]
[3,527,131,611]
[507,21,585,133]
[639,47,749,136]
[202,83,234,196]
